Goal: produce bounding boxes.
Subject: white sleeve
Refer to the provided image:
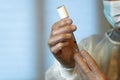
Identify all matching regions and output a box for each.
[46,37,92,80]
[45,60,78,80]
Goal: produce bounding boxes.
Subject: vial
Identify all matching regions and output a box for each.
[57,5,79,68]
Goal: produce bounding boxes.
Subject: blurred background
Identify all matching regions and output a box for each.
[0,0,110,80]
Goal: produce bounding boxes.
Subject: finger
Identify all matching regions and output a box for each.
[75,60,99,80]
[52,18,73,30]
[48,34,72,46]
[50,42,69,54]
[80,50,100,73]
[52,25,77,36]
[74,53,91,74]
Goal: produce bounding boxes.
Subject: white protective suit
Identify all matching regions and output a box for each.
[45,29,120,80]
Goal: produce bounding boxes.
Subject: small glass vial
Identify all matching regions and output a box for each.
[57,5,79,68]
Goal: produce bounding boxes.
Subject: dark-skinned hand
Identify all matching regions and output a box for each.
[74,50,107,80]
[48,18,77,68]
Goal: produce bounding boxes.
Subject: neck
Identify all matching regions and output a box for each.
[110,28,120,42]
[116,28,120,32]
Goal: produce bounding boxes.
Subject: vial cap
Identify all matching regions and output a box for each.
[57,5,69,19]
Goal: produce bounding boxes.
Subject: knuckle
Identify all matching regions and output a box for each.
[66,28,73,33]
[52,30,59,36]
[69,19,73,24]
[48,37,54,46]
[52,21,59,29]
[58,43,64,49]
[51,46,59,54]
[60,21,66,26]
[66,26,71,31]
[51,48,55,53]
[48,39,52,46]
[52,30,56,35]
[51,44,63,54]
[60,34,65,39]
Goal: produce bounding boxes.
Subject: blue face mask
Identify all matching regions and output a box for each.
[103,1,120,28]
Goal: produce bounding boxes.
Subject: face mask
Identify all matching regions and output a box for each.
[103,1,120,28]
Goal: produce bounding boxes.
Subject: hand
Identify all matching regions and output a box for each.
[74,50,107,80]
[48,18,77,68]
